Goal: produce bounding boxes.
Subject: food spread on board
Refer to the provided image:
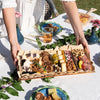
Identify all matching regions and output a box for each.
[17,44,94,80]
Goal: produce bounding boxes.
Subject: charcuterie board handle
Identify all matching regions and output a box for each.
[87,8,97,15]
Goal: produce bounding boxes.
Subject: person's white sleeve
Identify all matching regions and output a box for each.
[2,0,17,9]
[60,0,76,1]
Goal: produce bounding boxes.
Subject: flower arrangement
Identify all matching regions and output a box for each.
[90,19,100,28]
[86,19,100,44]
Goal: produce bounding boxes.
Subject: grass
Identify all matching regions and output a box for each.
[53,0,100,15]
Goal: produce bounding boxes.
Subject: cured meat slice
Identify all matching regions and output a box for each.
[35,92,44,100]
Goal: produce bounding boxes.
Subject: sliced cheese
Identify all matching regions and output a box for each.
[58,55,63,60]
[57,50,62,55]
[48,88,57,95]
[60,59,65,63]
[52,93,61,100]
[61,63,67,72]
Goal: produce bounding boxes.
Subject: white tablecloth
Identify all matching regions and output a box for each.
[0,9,100,100]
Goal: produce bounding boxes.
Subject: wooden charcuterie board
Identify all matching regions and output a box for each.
[65,8,97,26]
[17,44,95,80]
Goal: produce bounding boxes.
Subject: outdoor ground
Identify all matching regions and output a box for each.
[53,0,100,15]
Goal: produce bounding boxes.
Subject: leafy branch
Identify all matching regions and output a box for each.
[37,34,76,50]
[42,77,54,83]
[36,28,100,50]
[0,69,24,99]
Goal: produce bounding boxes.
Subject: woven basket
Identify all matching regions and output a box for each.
[45,0,53,20]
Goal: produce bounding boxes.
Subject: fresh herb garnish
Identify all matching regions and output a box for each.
[33,61,46,71]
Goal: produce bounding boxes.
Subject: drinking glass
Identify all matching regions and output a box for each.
[42,27,53,43]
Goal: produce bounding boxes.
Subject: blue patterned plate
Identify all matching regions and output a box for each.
[29,86,70,100]
[38,22,63,36]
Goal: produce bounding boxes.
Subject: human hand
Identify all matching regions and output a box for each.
[11,42,21,66]
[76,35,90,54]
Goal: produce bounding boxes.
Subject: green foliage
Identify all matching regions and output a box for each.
[12,83,24,91]
[36,34,76,50]
[36,28,100,51]
[36,38,42,48]
[0,69,24,99]
[25,80,31,84]
[42,77,54,83]
[51,43,57,49]
[53,0,100,15]
[76,0,100,15]
[6,87,18,96]
[33,61,46,71]
[85,28,100,42]
[46,44,51,49]
[96,28,100,37]
[0,92,10,99]
[40,45,46,50]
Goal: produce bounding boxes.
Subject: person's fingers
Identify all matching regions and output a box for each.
[14,57,17,65]
[12,50,17,65]
[84,44,90,54]
[76,36,90,54]
[76,36,80,45]
[10,43,21,66]
[81,38,90,54]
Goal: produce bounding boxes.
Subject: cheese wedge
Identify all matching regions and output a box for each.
[61,63,67,72]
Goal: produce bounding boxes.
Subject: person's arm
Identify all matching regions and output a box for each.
[62,1,89,53]
[2,8,20,65]
[3,8,17,45]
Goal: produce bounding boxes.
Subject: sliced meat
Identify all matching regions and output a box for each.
[31,66,39,72]
[38,68,44,73]
[43,97,48,100]
[72,56,79,70]
[82,63,93,71]
[35,92,44,100]
[48,96,52,100]
[43,96,52,100]
[80,55,94,71]
[42,55,50,62]
[46,66,54,72]
[40,51,50,57]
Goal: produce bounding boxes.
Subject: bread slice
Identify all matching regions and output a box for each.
[52,93,61,100]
